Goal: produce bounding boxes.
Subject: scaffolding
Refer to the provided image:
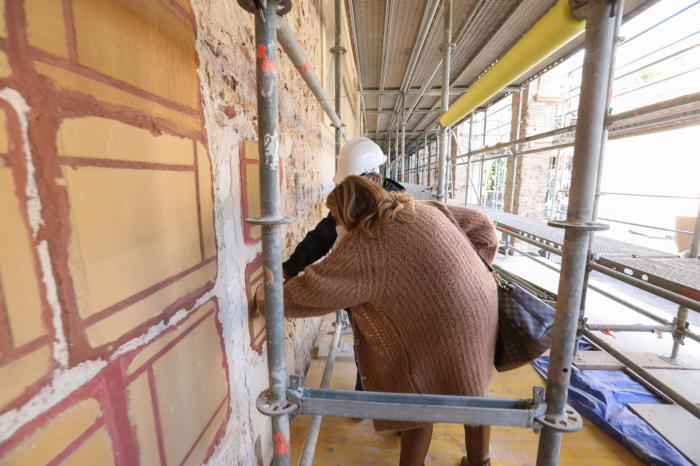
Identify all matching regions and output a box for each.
[236,0,698,464]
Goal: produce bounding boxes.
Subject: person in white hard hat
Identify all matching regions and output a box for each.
[282,137,404,280]
[281,137,404,397]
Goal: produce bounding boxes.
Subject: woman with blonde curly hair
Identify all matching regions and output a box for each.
[275,175,499,465]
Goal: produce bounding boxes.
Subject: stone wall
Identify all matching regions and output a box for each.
[0,0,357,464]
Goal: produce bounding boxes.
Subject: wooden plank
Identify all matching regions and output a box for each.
[646,369,700,404]
[574,351,700,370]
[574,351,624,370]
[629,404,700,464]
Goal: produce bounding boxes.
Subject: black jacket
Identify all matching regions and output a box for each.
[282,178,405,278]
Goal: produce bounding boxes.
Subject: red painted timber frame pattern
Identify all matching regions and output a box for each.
[0,100,56,414]
[0,0,219,365]
[0,298,231,466]
[245,254,266,354]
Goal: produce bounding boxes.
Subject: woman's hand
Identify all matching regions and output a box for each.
[254,284,265,316]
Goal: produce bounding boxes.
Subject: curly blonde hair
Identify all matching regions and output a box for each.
[326,175,415,237]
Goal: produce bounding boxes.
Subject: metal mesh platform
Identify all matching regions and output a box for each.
[471,205,677,259]
[469,205,699,306]
[596,257,700,301]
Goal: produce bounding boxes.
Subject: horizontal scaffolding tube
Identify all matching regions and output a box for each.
[456,91,700,161]
[597,217,693,235]
[289,388,547,427]
[277,18,342,128]
[588,262,700,313]
[583,329,700,421]
[585,323,673,333]
[440,0,585,128]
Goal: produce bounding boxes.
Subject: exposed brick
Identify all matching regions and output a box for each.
[57,116,194,165]
[71,0,199,109]
[24,0,69,58]
[34,62,201,133]
[245,255,266,353]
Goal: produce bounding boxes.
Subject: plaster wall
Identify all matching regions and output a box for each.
[0,0,358,464]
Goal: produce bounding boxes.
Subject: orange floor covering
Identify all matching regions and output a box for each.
[290,316,642,465]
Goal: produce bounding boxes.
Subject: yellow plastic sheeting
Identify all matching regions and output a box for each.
[439,0,585,128]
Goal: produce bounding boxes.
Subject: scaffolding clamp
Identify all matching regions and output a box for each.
[246,216,296,226]
[257,388,299,418]
[547,220,609,232]
[237,0,292,16]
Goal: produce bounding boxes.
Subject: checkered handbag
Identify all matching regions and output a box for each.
[462,235,556,372]
[491,274,556,371]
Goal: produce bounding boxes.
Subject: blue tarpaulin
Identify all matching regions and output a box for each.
[532,353,692,465]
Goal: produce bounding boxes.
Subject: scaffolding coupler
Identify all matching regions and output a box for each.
[257,376,583,434]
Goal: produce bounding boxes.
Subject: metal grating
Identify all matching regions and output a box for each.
[470,205,678,259]
[596,257,700,299]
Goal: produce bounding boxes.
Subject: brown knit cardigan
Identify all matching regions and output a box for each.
[283,201,499,431]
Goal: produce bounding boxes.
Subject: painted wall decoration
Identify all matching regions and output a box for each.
[245,255,266,353]
[0,299,230,466]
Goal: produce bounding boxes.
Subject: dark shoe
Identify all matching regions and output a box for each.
[461,457,490,466]
[350,417,363,422]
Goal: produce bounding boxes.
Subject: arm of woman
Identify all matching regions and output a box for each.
[444,205,499,263]
[283,235,375,318]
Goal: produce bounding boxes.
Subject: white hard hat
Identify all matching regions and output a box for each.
[333,137,387,184]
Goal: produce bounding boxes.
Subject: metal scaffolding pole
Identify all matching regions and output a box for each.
[536,1,619,463]
[690,202,700,258]
[509,88,524,213]
[436,0,452,202]
[298,315,345,466]
[401,94,406,181]
[464,115,473,205]
[246,2,294,465]
[333,0,345,158]
[277,19,342,129]
[478,111,487,205]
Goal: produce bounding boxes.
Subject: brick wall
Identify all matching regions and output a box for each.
[0,0,357,464]
[504,81,562,221]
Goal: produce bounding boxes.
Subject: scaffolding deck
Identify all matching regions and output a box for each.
[469,205,700,305]
[596,256,700,302]
[471,205,677,259]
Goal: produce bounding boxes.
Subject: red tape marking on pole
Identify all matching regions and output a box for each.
[296,61,312,74]
[274,433,290,455]
[257,44,277,73]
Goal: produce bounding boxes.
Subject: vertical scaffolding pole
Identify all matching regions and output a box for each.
[464,115,473,205]
[436,0,452,202]
[401,95,406,181]
[427,137,432,186]
[478,111,487,205]
[509,88,524,213]
[333,0,345,158]
[577,0,623,356]
[690,202,700,257]
[423,133,427,185]
[251,2,292,465]
[395,118,400,180]
[536,1,619,464]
